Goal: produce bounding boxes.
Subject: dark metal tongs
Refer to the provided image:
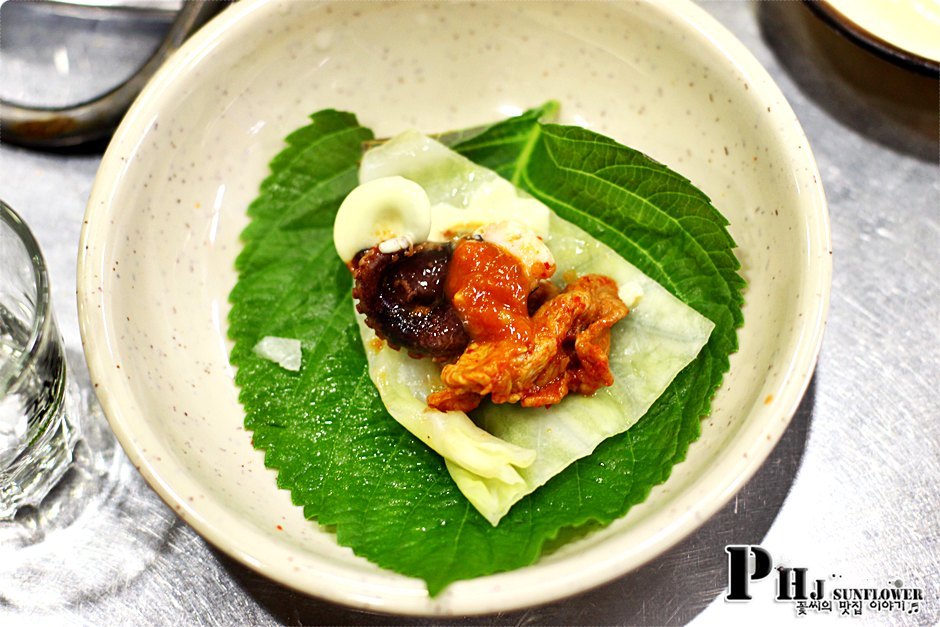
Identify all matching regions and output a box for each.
[0,1,227,149]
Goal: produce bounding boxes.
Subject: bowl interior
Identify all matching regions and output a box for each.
[79,0,830,615]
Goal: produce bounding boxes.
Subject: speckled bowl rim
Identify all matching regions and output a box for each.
[77,0,831,616]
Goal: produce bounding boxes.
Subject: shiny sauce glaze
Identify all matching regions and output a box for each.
[444,239,532,345]
[429,239,628,412]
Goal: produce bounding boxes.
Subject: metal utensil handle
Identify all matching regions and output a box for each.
[0,1,226,149]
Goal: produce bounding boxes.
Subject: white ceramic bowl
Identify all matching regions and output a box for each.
[78,0,830,616]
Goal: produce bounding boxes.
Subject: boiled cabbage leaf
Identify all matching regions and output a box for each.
[356,131,713,524]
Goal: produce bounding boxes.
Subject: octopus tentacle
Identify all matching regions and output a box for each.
[350,242,470,360]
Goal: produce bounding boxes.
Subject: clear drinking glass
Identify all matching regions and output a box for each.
[0,200,80,519]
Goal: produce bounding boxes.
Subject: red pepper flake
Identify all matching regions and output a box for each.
[276,524,283,531]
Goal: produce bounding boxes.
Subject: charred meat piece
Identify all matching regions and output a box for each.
[351,242,470,360]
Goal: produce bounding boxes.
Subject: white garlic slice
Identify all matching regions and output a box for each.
[333,176,432,263]
[477,220,556,288]
[253,336,302,371]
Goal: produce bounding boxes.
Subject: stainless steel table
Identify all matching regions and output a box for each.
[1,1,937,624]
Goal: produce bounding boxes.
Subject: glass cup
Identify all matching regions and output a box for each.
[0,200,80,519]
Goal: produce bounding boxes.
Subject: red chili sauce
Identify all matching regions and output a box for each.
[444,239,532,345]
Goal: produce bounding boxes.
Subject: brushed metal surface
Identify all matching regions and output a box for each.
[0,1,936,624]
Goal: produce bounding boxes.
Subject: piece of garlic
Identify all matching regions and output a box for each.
[333,176,432,263]
[477,220,556,287]
[377,235,413,254]
[253,336,302,371]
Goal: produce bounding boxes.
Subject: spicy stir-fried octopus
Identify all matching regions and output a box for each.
[349,237,628,411]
